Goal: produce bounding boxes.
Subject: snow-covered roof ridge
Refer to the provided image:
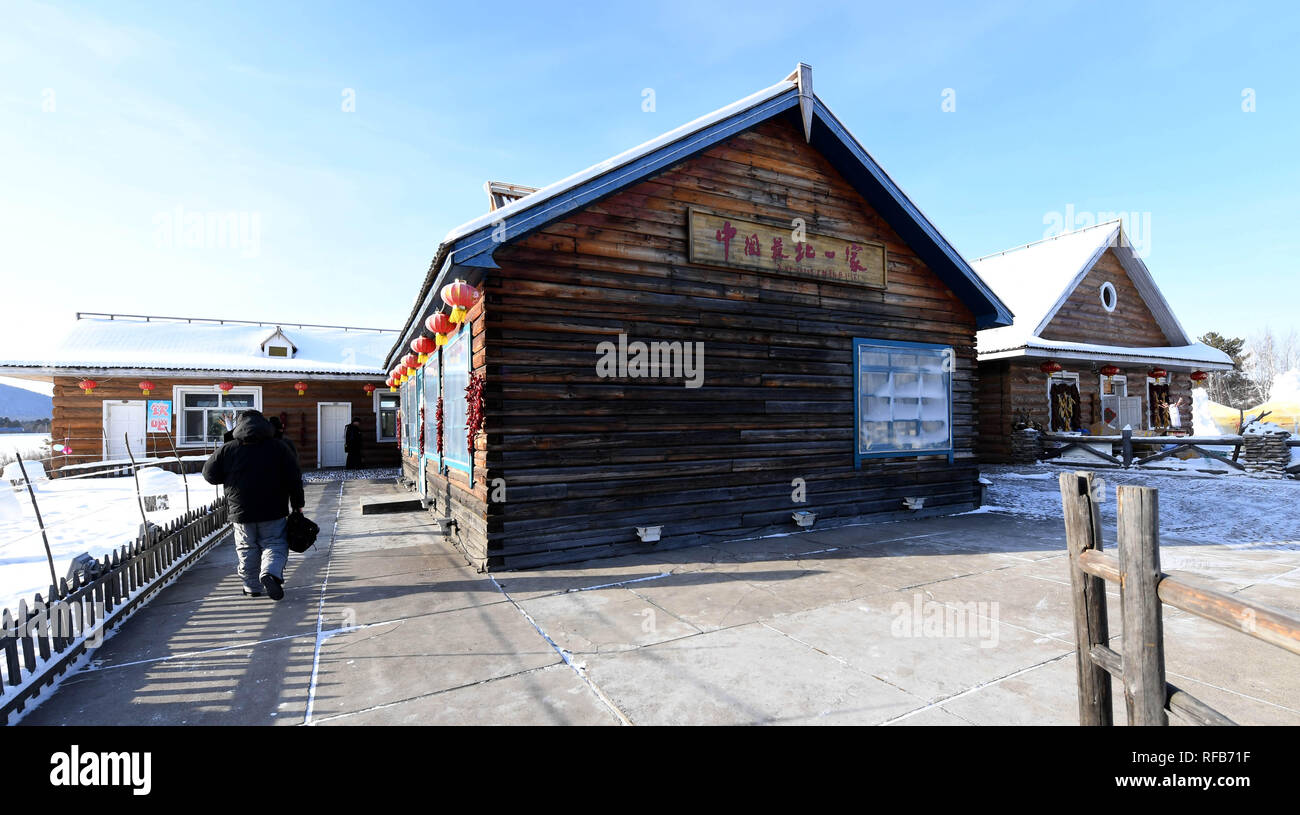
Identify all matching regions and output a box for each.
[0,316,398,376]
[972,218,1122,262]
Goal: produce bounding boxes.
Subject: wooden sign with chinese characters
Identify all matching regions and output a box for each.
[687,209,886,288]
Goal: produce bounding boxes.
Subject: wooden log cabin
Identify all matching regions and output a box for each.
[389,64,1015,572]
[0,313,400,473]
[972,220,1235,462]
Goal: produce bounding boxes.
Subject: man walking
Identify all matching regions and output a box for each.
[202,409,305,601]
[344,417,364,470]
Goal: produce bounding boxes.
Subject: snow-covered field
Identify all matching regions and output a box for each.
[0,432,50,461]
[0,467,222,614]
[983,464,1299,548]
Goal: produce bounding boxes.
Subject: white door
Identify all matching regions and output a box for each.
[104,401,146,462]
[318,402,351,468]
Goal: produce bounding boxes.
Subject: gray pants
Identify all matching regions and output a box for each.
[233,518,289,592]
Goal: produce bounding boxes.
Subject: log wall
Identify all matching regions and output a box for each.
[51,375,398,473]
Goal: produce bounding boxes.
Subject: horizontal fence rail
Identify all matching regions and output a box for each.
[0,497,231,724]
[1059,471,1300,726]
[1042,429,1299,472]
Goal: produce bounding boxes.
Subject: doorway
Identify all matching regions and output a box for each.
[103,400,146,461]
[317,402,351,468]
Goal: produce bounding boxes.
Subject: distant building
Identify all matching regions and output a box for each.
[0,313,399,471]
[973,221,1234,461]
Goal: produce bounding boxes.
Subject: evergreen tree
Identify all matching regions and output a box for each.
[1199,332,1254,408]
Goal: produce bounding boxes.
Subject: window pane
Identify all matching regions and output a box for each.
[185,393,218,408]
[183,410,207,444]
[222,393,255,408]
[442,331,470,468]
[855,340,952,457]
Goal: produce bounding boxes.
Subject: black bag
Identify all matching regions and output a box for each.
[286,511,321,553]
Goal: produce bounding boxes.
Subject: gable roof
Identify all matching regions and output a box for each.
[388,64,1014,367]
[973,220,1233,369]
[0,315,397,378]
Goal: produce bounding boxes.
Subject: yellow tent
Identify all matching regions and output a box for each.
[1200,394,1300,434]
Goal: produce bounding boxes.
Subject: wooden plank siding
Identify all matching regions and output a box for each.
[453,113,984,570]
[1039,250,1173,346]
[51,375,398,472]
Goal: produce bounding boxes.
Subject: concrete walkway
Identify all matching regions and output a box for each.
[19,482,1300,725]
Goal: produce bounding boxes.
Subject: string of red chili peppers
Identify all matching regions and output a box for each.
[435,396,445,458]
[465,373,485,455]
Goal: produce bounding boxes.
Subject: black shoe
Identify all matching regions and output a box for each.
[242,588,263,597]
[260,573,285,601]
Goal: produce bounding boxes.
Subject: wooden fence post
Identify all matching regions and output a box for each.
[1059,471,1113,725]
[1121,426,1133,468]
[1118,484,1168,725]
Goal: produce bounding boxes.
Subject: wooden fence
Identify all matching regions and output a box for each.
[0,498,231,724]
[1043,428,1300,473]
[1059,471,1300,725]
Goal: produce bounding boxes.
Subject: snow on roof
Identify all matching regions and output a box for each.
[972,220,1121,351]
[972,220,1232,369]
[0,317,397,376]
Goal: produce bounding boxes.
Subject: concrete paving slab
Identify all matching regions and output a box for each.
[624,570,802,632]
[937,652,1125,726]
[519,586,701,655]
[313,664,619,726]
[307,602,561,718]
[580,621,924,725]
[765,594,1072,705]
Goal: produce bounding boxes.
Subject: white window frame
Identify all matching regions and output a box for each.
[374,389,399,443]
[1045,371,1081,433]
[1099,281,1118,312]
[172,385,264,448]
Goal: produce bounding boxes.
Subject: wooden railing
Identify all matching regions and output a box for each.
[1042,429,1253,470]
[1059,471,1300,725]
[0,498,231,724]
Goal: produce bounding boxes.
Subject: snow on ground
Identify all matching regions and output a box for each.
[0,467,222,614]
[0,433,50,461]
[983,464,1299,549]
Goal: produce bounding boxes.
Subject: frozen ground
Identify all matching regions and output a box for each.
[0,467,222,614]
[982,464,1299,549]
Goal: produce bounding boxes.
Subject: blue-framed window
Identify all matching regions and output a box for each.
[853,338,954,466]
[441,327,471,473]
[422,351,440,463]
[401,376,418,453]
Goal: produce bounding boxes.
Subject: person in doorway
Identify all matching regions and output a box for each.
[202,409,305,600]
[268,415,298,463]
[344,417,364,470]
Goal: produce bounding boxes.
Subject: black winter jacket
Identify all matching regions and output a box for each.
[202,411,305,523]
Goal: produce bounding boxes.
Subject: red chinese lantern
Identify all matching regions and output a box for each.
[1099,365,1120,377]
[411,336,436,364]
[1148,368,1168,380]
[363,383,377,395]
[218,381,235,393]
[293,381,307,396]
[138,380,155,396]
[1190,370,1208,383]
[402,353,421,371]
[426,312,456,346]
[78,379,97,395]
[1039,360,1062,374]
[441,279,478,324]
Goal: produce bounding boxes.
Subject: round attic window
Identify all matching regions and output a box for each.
[1099,281,1118,312]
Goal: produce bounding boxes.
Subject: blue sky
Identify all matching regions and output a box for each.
[2,0,1297,380]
